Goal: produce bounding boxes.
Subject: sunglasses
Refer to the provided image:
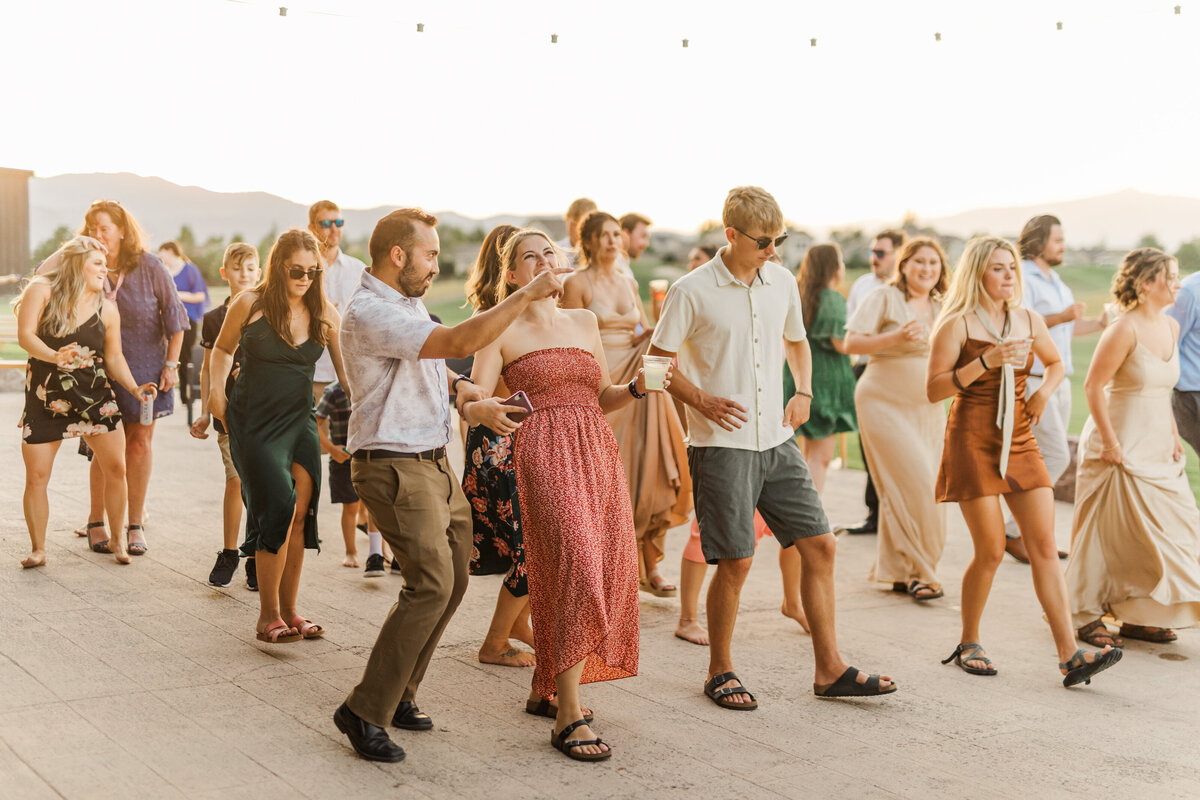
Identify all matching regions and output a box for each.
[317,219,345,229]
[870,249,889,259]
[734,227,788,250]
[287,267,323,280]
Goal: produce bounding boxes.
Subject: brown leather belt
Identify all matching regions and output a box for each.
[352,447,446,462]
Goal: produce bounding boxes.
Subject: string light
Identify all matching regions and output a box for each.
[810,37,817,47]
[934,31,941,41]
[1176,4,1182,14]
[416,22,424,32]
[278,6,286,16]
[1056,20,1063,30]
[682,38,689,48]
[550,33,558,43]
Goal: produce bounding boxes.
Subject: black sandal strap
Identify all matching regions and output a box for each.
[87,521,106,529]
[556,719,589,743]
[705,671,738,692]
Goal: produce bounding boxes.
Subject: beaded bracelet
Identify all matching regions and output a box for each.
[628,379,646,399]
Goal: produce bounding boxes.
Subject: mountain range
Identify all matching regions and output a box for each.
[25,172,1200,250]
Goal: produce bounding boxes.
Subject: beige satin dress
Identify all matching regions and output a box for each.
[1067,330,1200,629]
[588,292,692,570]
[847,286,947,587]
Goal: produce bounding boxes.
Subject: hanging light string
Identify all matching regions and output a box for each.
[233,1,1185,49]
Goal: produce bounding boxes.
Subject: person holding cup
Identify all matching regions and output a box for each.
[470,227,660,761]
[845,237,949,602]
[927,235,1121,686]
[17,235,159,566]
[562,211,692,599]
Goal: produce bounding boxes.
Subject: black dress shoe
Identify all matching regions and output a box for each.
[392,701,434,731]
[334,702,406,762]
[844,518,877,535]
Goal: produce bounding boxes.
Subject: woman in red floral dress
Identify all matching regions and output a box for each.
[469,228,665,762]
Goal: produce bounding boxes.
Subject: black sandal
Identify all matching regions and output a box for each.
[814,666,897,697]
[84,521,110,554]
[126,524,147,556]
[907,580,943,601]
[1061,648,1122,687]
[941,642,997,676]
[524,697,594,723]
[551,719,611,762]
[703,671,758,710]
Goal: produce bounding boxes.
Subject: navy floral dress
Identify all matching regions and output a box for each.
[462,424,527,597]
[21,304,122,444]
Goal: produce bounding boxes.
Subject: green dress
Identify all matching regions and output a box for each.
[788,288,858,440]
[227,316,322,556]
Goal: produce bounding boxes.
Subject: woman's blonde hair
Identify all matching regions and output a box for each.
[14,236,108,337]
[464,224,518,311]
[1111,247,1176,310]
[935,236,1023,332]
[496,229,561,302]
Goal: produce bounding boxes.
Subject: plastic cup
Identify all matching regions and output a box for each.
[1007,337,1034,363]
[649,279,669,301]
[641,355,672,391]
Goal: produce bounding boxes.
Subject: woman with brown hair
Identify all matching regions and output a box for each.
[39,200,189,555]
[460,223,539,668]
[927,235,1120,686]
[210,229,349,644]
[17,236,159,567]
[562,210,692,599]
[790,243,856,494]
[846,237,949,601]
[1068,248,1200,646]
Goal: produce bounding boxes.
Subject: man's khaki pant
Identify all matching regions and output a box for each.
[345,454,472,727]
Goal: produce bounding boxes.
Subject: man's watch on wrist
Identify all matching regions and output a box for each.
[451,374,475,393]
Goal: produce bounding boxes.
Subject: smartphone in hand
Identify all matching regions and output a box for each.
[504,391,534,422]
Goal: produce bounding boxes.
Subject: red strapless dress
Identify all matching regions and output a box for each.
[502,347,640,696]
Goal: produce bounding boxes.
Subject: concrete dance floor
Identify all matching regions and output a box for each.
[0,393,1197,799]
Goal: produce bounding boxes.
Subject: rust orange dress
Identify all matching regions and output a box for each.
[936,337,1052,502]
[502,347,640,697]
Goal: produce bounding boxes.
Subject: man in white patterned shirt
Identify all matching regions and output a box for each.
[650,186,897,711]
[332,209,569,764]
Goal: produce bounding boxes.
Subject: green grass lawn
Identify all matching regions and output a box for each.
[5,263,1197,491]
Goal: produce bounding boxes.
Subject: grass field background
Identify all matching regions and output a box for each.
[5,262,1197,492]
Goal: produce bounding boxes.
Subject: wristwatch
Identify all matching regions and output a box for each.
[451,374,474,393]
[165,360,179,370]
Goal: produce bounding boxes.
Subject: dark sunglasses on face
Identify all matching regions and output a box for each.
[870,249,888,259]
[317,219,345,229]
[734,227,788,250]
[287,267,323,280]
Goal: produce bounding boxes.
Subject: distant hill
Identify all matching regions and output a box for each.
[28,172,527,246]
[924,189,1200,249]
[26,173,1200,251]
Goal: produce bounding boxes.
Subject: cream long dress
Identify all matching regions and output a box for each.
[587,291,692,573]
[1067,330,1200,629]
[847,286,947,587]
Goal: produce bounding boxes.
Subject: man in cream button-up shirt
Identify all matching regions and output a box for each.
[651,186,897,709]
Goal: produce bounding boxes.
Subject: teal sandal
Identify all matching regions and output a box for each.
[942,642,997,676]
[1060,648,1122,687]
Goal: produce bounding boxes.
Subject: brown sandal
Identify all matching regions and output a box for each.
[1077,619,1123,648]
[1119,623,1177,643]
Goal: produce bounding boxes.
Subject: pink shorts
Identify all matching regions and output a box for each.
[682,511,773,563]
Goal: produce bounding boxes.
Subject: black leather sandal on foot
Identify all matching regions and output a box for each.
[704,671,758,710]
[907,580,944,601]
[85,522,110,553]
[126,523,147,556]
[524,697,594,723]
[1061,648,1122,687]
[941,642,997,676]
[814,666,897,697]
[551,719,611,762]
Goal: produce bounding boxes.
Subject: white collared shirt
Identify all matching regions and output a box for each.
[651,249,807,452]
[846,271,884,318]
[1021,259,1074,376]
[340,270,451,453]
[314,248,368,382]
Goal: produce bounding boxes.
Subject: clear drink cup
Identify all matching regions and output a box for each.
[649,279,669,301]
[1007,337,1034,364]
[641,354,673,391]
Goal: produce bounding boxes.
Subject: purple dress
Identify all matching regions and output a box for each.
[111,253,189,420]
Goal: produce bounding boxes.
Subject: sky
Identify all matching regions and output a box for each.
[4,0,1198,231]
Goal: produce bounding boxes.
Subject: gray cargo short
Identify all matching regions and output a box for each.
[688,438,830,564]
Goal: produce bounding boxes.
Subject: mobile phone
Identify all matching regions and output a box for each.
[504,391,534,422]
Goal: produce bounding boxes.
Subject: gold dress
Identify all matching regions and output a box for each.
[588,294,692,570]
[848,286,947,586]
[1067,332,1200,629]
